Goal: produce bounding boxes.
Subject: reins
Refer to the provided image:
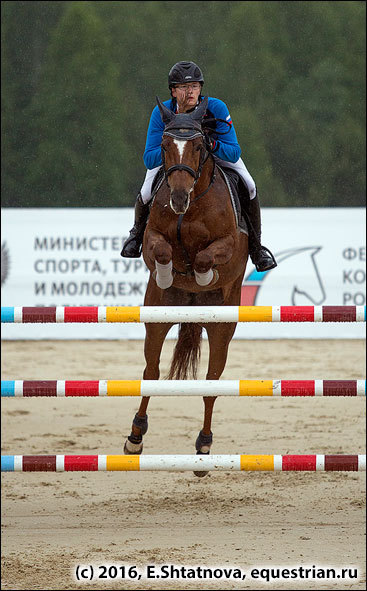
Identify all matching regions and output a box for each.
[174,155,217,277]
[161,131,207,185]
[191,157,216,204]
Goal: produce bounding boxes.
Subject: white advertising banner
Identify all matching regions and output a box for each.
[1,208,365,339]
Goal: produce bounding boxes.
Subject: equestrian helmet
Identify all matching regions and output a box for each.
[168,61,204,88]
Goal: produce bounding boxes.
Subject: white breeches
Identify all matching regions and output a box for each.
[140,166,162,203]
[140,157,256,204]
[214,157,257,200]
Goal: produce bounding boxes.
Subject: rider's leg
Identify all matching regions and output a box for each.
[215,157,277,272]
[120,167,160,258]
[245,194,277,271]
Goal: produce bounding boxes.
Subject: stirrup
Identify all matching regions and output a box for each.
[250,246,277,272]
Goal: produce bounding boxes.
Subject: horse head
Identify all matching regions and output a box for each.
[156,96,209,214]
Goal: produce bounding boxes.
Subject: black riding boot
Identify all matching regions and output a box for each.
[243,194,277,272]
[120,193,150,258]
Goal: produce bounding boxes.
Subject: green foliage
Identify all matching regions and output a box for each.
[1,1,65,206]
[1,1,365,207]
[25,2,127,206]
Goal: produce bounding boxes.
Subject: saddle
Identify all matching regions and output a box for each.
[150,164,248,235]
[151,167,165,202]
[216,165,248,235]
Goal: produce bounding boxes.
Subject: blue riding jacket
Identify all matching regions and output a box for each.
[143,96,241,170]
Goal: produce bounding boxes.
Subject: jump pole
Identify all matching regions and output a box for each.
[2,380,365,397]
[2,454,365,472]
[1,305,366,323]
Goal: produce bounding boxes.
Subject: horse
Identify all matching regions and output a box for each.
[124,96,249,476]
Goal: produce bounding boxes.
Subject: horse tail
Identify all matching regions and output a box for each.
[167,323,202,380]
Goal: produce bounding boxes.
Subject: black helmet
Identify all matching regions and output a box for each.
[168,61,204,88]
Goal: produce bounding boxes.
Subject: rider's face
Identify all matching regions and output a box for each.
[171,83,202,112]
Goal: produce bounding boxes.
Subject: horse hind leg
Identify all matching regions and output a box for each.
[123,320,172,455]
[124,408,149,454]
[194,322,237,477]
[194,417,214,478]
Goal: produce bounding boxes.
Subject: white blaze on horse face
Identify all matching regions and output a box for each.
[173,139,187,162]
[170,138,194,214]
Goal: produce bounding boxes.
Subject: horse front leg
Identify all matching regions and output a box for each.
[146,230,174,289]
[194,322,237,477]
[193,235,234,286]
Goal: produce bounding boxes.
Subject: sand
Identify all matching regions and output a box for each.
[1,338,366,590]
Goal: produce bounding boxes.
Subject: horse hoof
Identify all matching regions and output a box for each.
[123,439,143,455]
[193,470,209,478]
[193,450,210,478]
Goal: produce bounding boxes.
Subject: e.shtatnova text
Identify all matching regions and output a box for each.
[144,564,246,580]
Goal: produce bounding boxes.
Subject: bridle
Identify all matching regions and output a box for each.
[160,115,232,197]
[161,127,208,185]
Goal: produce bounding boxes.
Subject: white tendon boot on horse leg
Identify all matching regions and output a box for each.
[155,260,173,289]
[194,268,214,286]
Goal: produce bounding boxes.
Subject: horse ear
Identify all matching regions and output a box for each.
[156,96,175,124]
[191,96,208,122]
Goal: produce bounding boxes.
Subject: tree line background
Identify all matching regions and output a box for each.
[1,1,365,208]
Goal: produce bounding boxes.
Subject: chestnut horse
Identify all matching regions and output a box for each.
[124,97,249,476]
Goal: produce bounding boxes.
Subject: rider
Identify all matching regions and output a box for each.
[121,61,277,272]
